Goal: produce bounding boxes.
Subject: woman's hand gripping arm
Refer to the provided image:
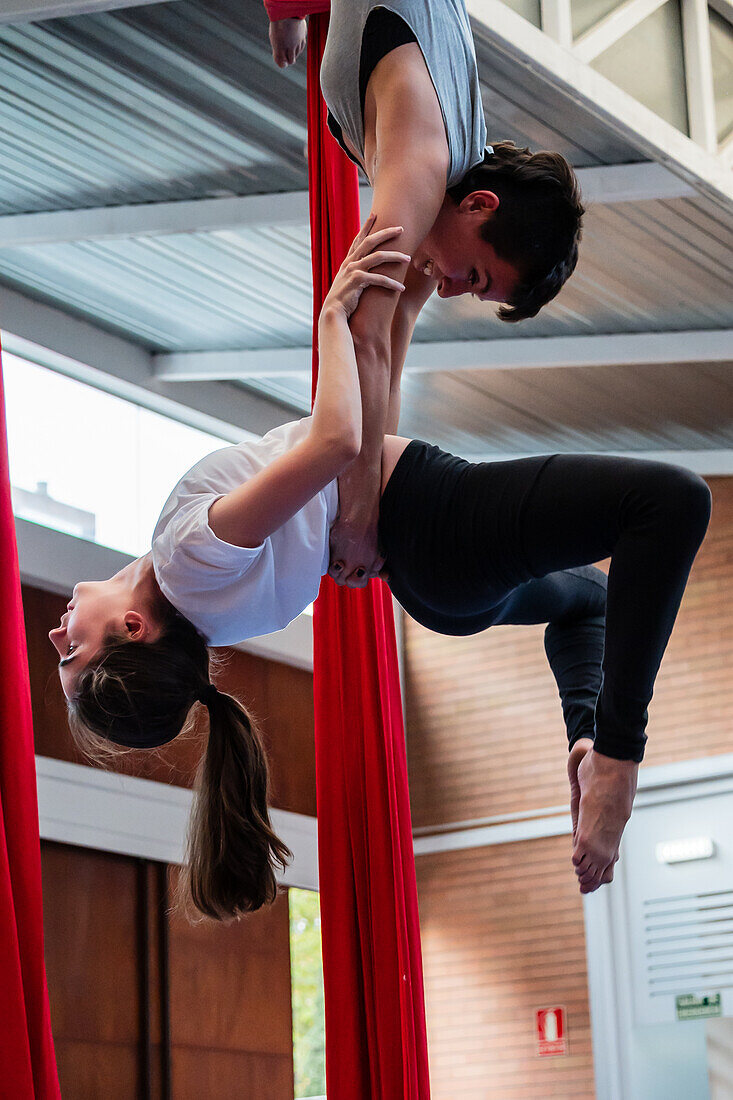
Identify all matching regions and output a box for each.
[313,219,409,461]
[208,219,408,549]
[327,186,444,586]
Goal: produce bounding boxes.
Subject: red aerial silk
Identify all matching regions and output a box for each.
[264,0,329,18]
[0,348,61,1099]
[306,13,431,1100]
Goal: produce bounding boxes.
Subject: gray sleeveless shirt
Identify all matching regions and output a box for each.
[320,0,487,189]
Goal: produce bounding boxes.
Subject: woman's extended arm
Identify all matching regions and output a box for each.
[327,48,448,586]
[208,222,408,549]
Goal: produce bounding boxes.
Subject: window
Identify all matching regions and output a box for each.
[289,887,326,1099]
[4,353,230,557]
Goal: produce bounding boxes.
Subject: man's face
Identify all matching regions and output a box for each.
[415,191,521,304]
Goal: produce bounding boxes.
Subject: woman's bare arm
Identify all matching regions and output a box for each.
[209,223,407,549]
[328,46,449,585]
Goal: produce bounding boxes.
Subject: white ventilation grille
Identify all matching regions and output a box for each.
[617,790,733,1025]
[644,889,733,1001]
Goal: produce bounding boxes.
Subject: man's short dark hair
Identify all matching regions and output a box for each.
[448,140,585,322]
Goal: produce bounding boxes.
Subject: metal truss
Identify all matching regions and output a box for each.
[536,0,729,155]
[467,0,732,210]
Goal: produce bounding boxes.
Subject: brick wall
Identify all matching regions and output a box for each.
[407,476,732,1100]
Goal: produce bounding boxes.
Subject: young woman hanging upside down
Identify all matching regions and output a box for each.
[50,222,711,921]
[267,0,585,591]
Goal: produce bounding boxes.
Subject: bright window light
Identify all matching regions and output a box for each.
[4,353,231,558]
[289,887,326,1100]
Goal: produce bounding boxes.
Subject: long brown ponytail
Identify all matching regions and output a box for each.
[178,686,292,921]
[67,603,291,921]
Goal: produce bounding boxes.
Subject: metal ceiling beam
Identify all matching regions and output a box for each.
[0,191,316,248]
[574,0,668,64]
[681,0,718,153]
[576,162,696,202]
[721,132,733,169]
[0,0,172,23]
[0,165,696,248]
[708,0,733,23]
[464,450,733,476]
[0,284,290,439]
[154,329,733,381]
[155,346,311,380]
[466,0,733,210]
[540,0,573,48]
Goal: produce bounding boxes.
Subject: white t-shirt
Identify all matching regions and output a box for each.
[152,418,338,645]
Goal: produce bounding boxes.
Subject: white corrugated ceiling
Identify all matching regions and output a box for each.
[0,0,730,458]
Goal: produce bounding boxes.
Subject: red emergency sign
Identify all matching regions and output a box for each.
[535,1006,567,1056]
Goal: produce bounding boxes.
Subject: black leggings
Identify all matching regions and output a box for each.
[378,443,712,763]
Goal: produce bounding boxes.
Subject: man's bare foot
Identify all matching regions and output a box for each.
[571,747,638,895]
[269,18,307,68]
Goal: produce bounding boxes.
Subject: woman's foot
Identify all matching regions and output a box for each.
[569,744,638,894]
[269,18,307,68]
[568,737,594,839]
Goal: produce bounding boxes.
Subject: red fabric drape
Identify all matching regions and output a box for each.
[307,14,430,1100]
[264,0,328,19]
[0,350,61,1099]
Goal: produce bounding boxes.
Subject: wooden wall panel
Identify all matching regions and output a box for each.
[215,648,316,817]
[167,876,294,1099]
[406,476,733,829]
[41,842,142,1099]
[171,1051,294,1100]
[49,1044,141,1100]
[24,586,74,762]
[23,584,315,815]
[41,843,295,1099]
[416,836,595,1100]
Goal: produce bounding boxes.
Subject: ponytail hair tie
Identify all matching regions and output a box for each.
[198,682,219,707]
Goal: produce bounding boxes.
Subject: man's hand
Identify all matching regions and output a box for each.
[269,18,307,68]
[328,465,384,588]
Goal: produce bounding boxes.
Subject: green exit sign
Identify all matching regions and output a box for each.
[676,993,722,1021]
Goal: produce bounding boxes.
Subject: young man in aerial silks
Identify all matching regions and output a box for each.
[268,0,585,583]
[265,3,653,898]
[50,223,710,918]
